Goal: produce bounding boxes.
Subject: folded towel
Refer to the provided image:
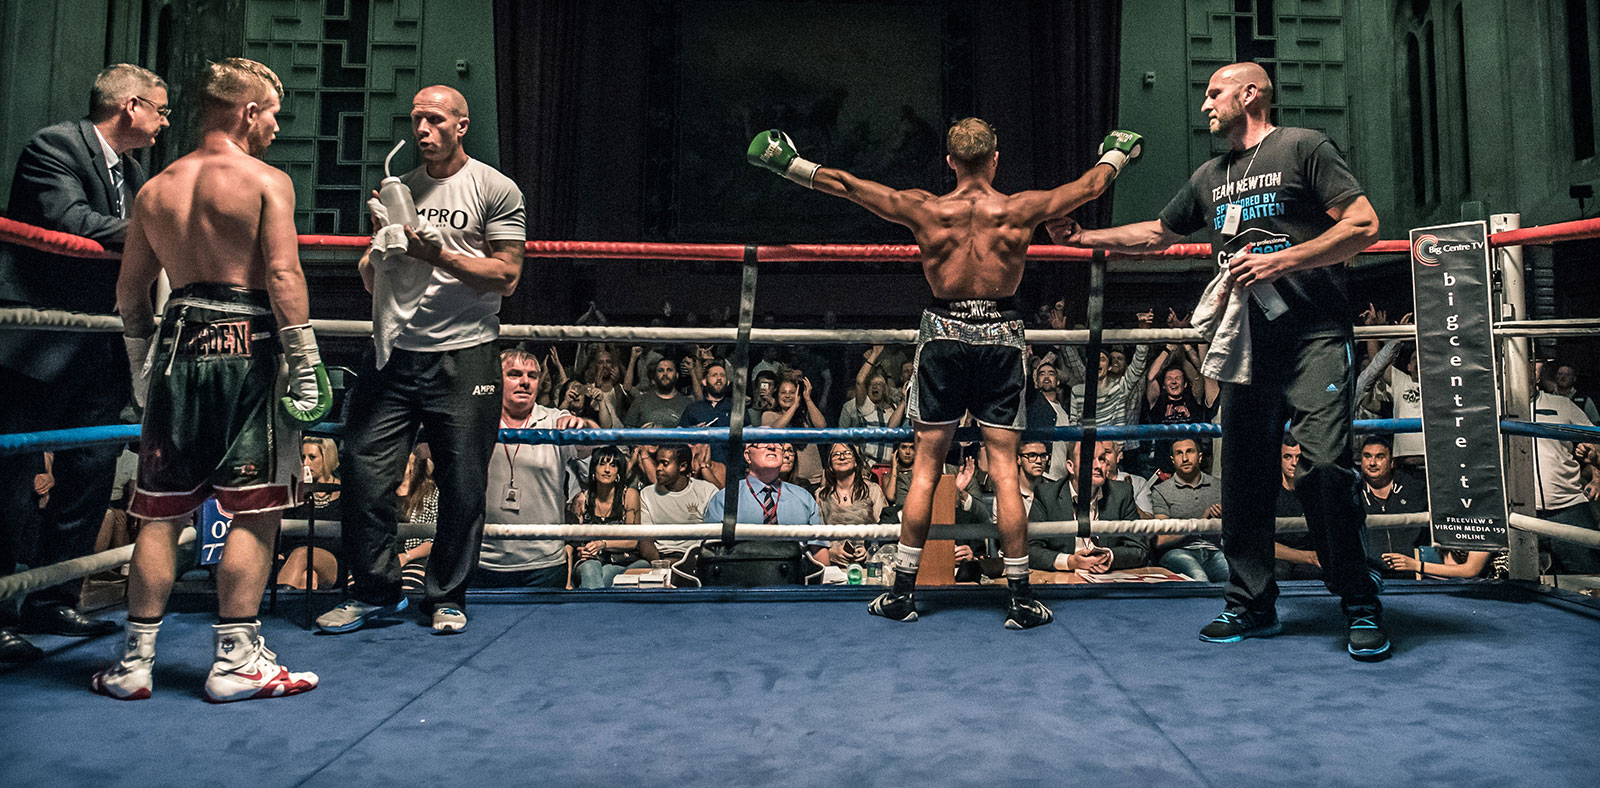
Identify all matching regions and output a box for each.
[1191,265,1253,385]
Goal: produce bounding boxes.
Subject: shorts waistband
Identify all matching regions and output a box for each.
[927,297,1022,323]
[167,283,272,312]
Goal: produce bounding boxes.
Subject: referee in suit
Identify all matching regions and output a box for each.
[0,64,169,661]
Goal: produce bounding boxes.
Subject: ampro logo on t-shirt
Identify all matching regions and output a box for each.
[418,207,470,229]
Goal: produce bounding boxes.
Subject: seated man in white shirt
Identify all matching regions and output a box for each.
[638,444,719,586]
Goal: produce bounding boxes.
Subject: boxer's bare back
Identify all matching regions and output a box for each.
[811,168,1111,300]
[120,134,307,331]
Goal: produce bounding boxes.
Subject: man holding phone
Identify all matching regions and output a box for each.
[1025,441,1152,575]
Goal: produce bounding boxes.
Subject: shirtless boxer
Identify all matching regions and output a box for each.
[92,58,328,702]
[748,118,1141,627]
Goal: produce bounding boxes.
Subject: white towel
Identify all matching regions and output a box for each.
[368,221,444,370]
[1190,264,1253,385]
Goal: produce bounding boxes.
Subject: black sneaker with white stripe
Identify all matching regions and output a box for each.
[1004,595,1054,630]
[867,590,918,622]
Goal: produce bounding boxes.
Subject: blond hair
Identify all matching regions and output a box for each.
[946,117,997,169]
[199,57,283,115]
[89,64,165,122]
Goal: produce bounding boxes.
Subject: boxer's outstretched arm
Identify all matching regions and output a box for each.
[811,167,933,228]
[115,195,160,337]
[260,168,311,328]
[1010,165,1117,228]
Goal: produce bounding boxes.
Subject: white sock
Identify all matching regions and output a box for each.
[1002,554,1030,582]
[894,543,923,575]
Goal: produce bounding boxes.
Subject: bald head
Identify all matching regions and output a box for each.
[1215,62,1273,107]
[414,85,469,119]
[411,85,471,169]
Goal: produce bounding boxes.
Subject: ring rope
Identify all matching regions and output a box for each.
[10,511,1592,604]
[7,306,1595,347]
[1,419,1441,458]
[6,215,1600,264]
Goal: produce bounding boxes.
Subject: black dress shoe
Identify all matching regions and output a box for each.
[0,628,44,662]
[20,606,119,637]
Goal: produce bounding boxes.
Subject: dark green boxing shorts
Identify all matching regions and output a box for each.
[128,283,300,520]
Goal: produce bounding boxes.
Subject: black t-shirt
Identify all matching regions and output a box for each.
[1145,390,1208,424]
[1159,127,1365,339]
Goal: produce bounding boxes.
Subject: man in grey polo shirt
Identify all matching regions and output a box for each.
[1149,438,1226,581]
[318,85,526,635]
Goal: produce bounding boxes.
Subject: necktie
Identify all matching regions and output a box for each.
[759,486,778,524]
[108,161,126,218]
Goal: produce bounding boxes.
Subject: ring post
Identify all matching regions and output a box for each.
[719,245,760,545]
[1493,213,1540,580]
[1073,250,1107,540]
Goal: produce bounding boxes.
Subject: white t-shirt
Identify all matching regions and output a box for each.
[481,405,575,571]
[1533,391,1593,510]
[1388,366,1424,458]
[378,158,525,357]
[639,477,719,554]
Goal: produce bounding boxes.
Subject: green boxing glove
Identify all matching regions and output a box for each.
[279,323,333,425]
[747,129,821,188]
[1097,130,1144,177]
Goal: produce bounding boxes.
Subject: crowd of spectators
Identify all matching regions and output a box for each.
[10,297,1600,639]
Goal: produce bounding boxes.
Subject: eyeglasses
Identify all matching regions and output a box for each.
[1018,452,1050,461]
[829,451,855,459]
[133,95,172,117]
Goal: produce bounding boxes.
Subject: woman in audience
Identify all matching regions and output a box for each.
[568,446,647,588]
[881,440,917,511]
[397,447,438,594]
[276,437,342,589]
[763,374,827,484]
[777,443,811,491]
[817,443,891,570]
[555,378,601,424]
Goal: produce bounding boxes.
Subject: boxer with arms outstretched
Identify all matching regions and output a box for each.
[94,57,328,702]
[748,118,1141,627]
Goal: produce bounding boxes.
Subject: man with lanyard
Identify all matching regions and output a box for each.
[1050,62,1390,660]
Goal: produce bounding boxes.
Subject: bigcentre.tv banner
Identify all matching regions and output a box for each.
[1409,221,1508,550]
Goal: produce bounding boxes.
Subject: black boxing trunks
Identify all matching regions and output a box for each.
[128,283,300,520]
[908,297,1027,430]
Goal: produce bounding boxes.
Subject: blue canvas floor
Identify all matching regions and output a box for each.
[2,582,1596,788]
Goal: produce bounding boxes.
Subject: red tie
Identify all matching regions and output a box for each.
[759,485,778,524]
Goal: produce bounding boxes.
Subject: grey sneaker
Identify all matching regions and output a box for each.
[315,597,408,634]
[431,607,467,634]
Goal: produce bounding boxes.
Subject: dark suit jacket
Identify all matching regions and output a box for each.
[1026,476,1152,570]
[0,118,146,383]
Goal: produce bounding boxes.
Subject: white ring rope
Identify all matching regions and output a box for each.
[2,510,1594,604]
[6,306,1595,345]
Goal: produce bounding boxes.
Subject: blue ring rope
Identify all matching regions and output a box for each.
[10,418,1598,457]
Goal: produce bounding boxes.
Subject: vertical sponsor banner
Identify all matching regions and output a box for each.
[1410,221,1509,549]
[199,499,233,566]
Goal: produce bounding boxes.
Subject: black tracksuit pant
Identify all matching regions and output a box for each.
[341,342,500,613]
[1218,330,1381,616]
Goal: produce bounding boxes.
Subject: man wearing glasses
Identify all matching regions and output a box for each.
[0,64,170,662]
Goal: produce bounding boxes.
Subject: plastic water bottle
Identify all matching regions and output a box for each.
[377,177,417,228]
[847,563,864,585]
[1251,283,1289,320]
[377,139,416,228]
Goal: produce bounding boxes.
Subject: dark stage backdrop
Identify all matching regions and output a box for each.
[493,0,1121,322]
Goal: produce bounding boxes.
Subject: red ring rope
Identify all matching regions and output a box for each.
[0,215,1592,263]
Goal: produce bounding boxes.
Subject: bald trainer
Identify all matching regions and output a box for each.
[317,84,526,636]
[1049,62,1390,660]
